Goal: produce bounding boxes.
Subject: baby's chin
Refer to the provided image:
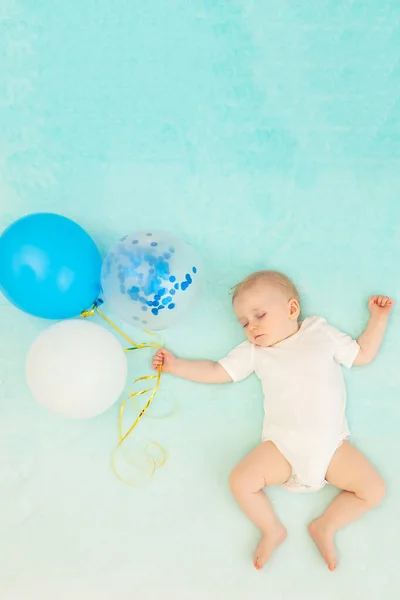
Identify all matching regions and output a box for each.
[252,334,272,347]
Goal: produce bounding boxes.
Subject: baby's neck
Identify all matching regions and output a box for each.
[275,321,300,345]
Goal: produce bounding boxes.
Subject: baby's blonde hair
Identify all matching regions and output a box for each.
[231,270,300,304]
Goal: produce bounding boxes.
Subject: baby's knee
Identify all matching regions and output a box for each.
[229,466,254,496]
[229,467,243,495]
[364,474,386,508]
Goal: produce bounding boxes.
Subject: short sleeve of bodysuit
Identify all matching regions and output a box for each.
[218,341,255,382]
[320,319,360,369]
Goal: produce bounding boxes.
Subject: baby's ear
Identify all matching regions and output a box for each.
[288,298,301,320]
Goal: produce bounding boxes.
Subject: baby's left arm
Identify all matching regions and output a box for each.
[353,295,394,366]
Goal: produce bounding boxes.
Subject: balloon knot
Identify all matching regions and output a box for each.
[81,298,103,318]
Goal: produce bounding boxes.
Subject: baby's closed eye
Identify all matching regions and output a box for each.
[242,313,266,328]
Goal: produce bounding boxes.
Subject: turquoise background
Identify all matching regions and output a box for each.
[1,1,399,598]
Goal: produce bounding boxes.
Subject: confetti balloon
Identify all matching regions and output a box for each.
[101,231,202,330]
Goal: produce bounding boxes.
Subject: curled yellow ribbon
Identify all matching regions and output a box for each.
[81,301,167,485]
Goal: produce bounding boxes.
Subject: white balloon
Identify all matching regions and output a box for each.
[26,320,127,418]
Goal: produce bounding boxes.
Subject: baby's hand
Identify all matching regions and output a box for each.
[152,348,177,373]
[368,295,394,318]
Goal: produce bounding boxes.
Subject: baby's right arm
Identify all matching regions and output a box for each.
[152,348,232,384]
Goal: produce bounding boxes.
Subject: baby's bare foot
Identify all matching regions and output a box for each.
[253,524,287,570]
[309,519,337,571]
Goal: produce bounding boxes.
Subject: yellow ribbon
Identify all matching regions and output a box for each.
[81,304,159,350]
[81,302,167,485]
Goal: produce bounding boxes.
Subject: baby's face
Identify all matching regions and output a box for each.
[233,281,299,347]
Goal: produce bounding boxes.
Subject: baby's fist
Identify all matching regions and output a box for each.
[152,348,177,373]
[368,295,394,318]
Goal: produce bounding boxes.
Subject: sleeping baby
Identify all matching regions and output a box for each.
[152,270,393,571]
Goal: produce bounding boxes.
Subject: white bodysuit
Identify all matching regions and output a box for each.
[218,317,360,493]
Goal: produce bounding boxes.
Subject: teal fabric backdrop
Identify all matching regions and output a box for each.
[1,1,399,598]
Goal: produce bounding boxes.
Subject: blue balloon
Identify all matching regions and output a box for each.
[0,213,102,319]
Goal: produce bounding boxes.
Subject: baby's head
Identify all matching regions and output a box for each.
[231,271,301,347]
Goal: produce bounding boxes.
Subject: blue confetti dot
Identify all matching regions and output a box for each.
[162,296,172,305]
[169,247,175,253]
[132,239,139,244]
[147,301,153,306]
[120,236,128,241]
[158,288,167,296]
[158,305,165,310]
[185,274,192,283]
[181,282,188,291]
[169,276,176,283]
[153,300,159,307]
[169,289,175,295]
[154,295,160,301]
[131,286,140,293]
[150,242,158,247]
[163,253,171,259]
[151,308,159,315]
[141,306,148,312]
[168,303,175,310]
[192,266,197,273]
[174,283,179,290]
[139,296,147,304]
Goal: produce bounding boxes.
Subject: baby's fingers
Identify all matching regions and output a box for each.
[369,295,394,310]
[377,295,392,307]
[152,355,163,369]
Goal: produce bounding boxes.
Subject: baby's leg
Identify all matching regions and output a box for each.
[309,441,385,571]
[229,441,292,570]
